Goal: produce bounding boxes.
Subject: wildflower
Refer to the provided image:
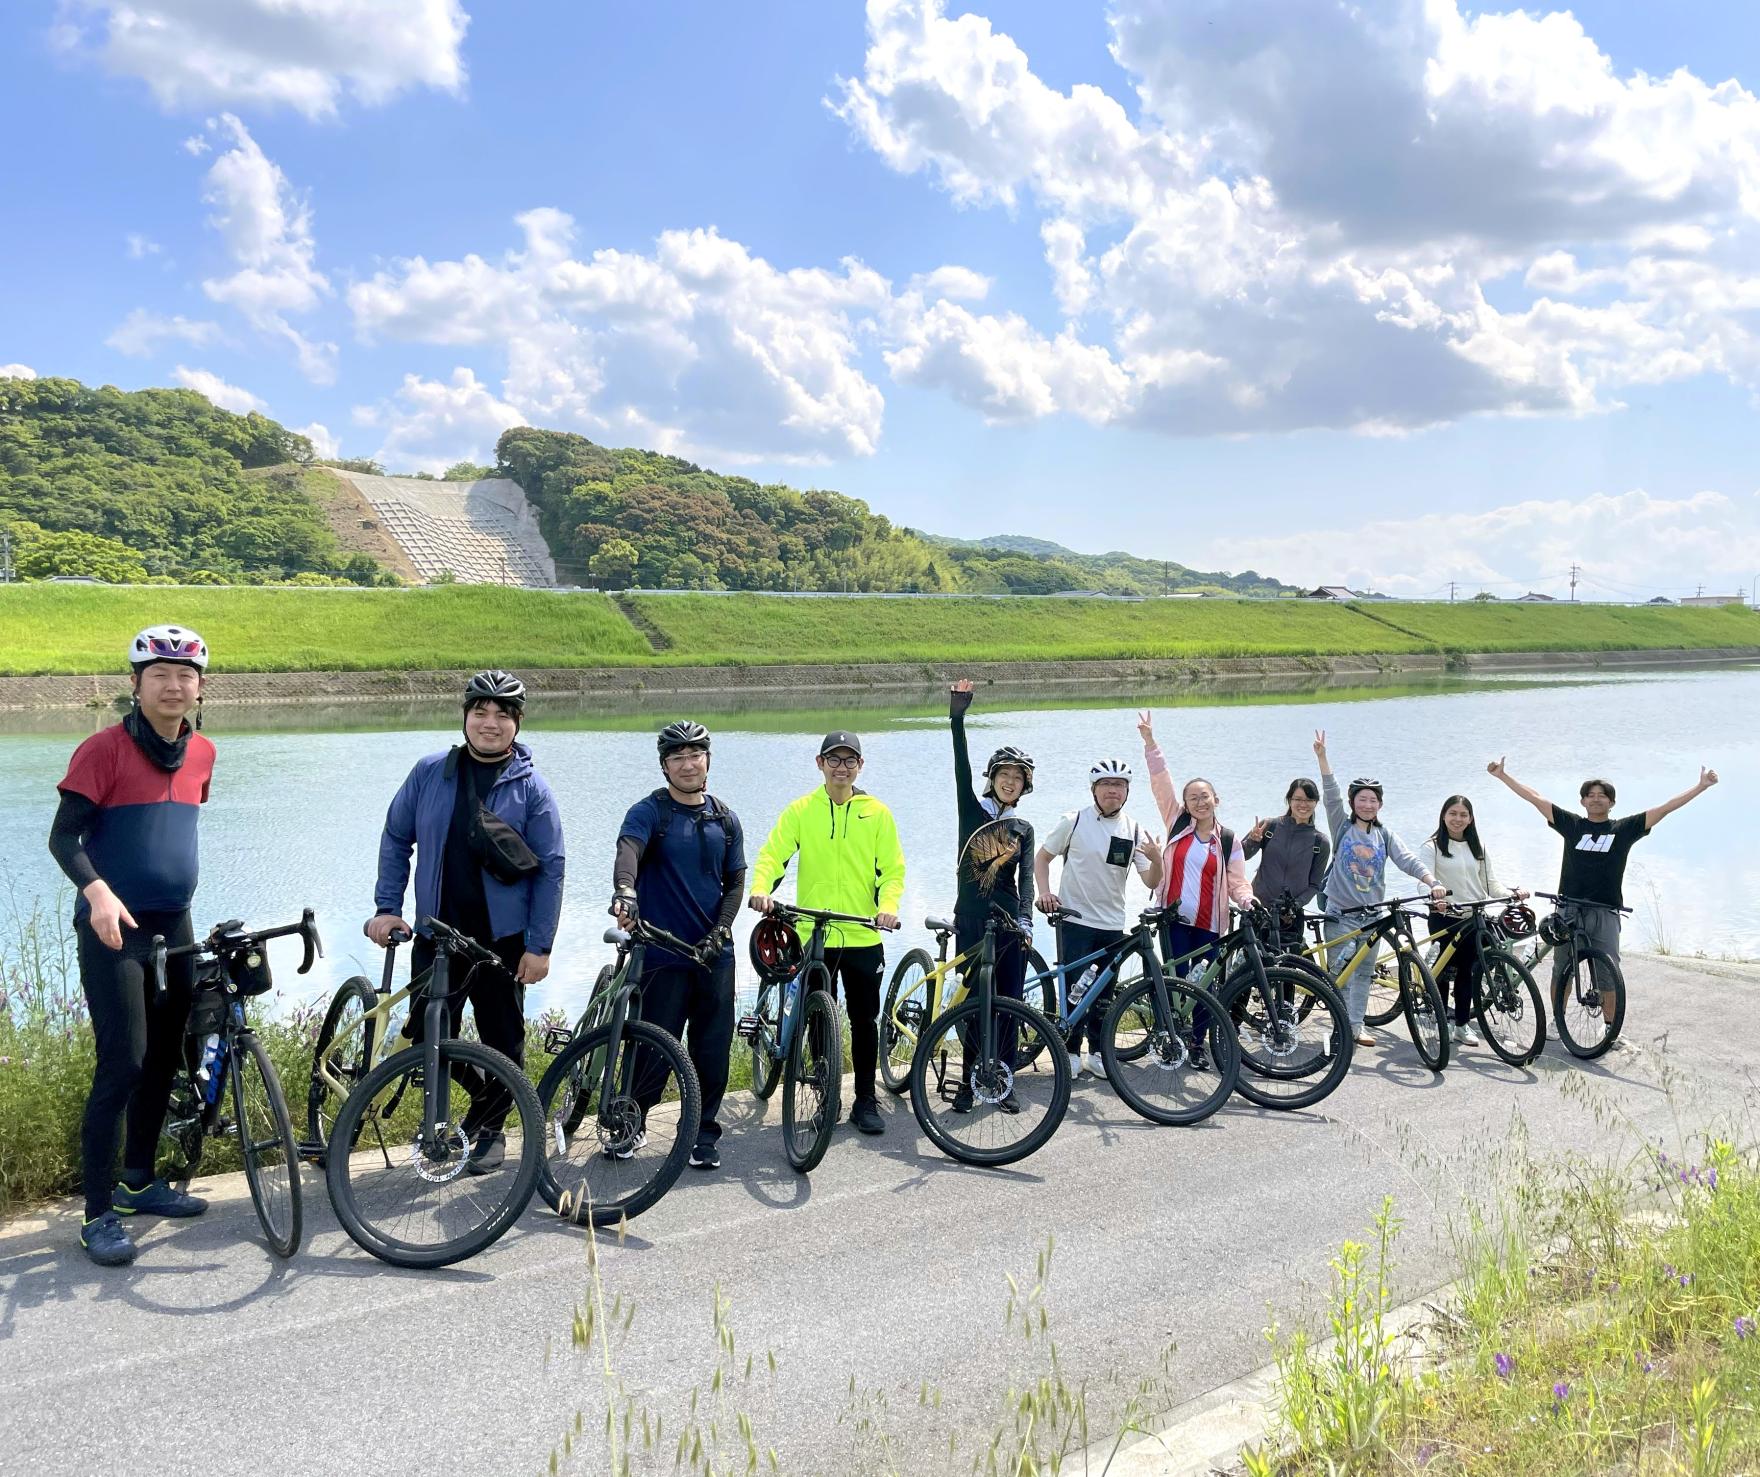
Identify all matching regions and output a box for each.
[1553,1380,1571,1410]
[1638,1356,1655,1374]
[1417,1442,1437,1466]
[1494,1352,1514,1380]
[1738,1317,1756,1341]
[1708,1168,1719,1191]
[1680,1272,1695,1288]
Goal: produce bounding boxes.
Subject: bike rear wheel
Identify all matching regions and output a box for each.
[1474,948,1545,1066]
[537,1018,700,1227]
[325,1039,543,1269]
[879,949,935,1095]
[1552,947,1625,1059]
[909,996,1069,1166]
[306,975,377,1166]
[748,980,785,1100]
[782,980,842,1173]
[1220,966,1352,1110]
[231,1030,303,1257]
[1101,977,1238,1126]
[1363,955,1404,1028]
[1399,948,1450,1071]
[555,964,619,1135]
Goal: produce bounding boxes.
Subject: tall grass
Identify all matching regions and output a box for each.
[1359,601,1760,655]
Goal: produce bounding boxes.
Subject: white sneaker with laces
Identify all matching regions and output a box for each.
[1455,1024,1481,1047]
[1069,1052,1087,1078]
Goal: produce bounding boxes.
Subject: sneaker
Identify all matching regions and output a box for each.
[81,1211,137,1267]
[1606,1036,1631,1054]
[1353,1031,1377,1049]
[998,1091,1022,1115]
[464,1131,506,1176]
[1067,1052,1084,1079]
[1455,1024,1482,1048]
[611,1129,648,1161]
[950,1084,975,1114]
[849,1097,885,1135]
[1186,1038,1210,1072]
[688,1143,721,1171]
[113,1178,207,1218]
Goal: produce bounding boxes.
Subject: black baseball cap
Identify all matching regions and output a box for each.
[818,730,863,758]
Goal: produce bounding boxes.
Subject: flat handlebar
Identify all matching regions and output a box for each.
[765,901,898,931]
[1536,891,1633,915]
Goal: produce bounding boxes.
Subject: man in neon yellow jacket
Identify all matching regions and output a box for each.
[749,730,906,1135]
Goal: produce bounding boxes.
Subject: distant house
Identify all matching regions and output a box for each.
[1307,585,1356,601]
[1515,592,1556,603]
[1681,594,1746,607]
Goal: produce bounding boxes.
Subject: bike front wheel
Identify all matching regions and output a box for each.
[1552,947,1625,1059]
[909,995,1069,1166]
[879,949,934,1095]
[1474,948,1545,1065]
[1398,948,1450,1071]
[325,1039,543,1269]
[748,980,785,1100]
[1220,966,1352,1110]
[231,1030,303,1257]
[782,983,843,1173]
[537,1018,700,1227]
[1363,958,1404,1028]
[306,975,377,1166]
[1101,977,1238,1126]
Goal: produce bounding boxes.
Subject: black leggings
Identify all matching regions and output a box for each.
[78,910,194,1219]
[1057,921,1125,1053]
[819,945,884,1102]
[954,923,1027,1073]
[638,954,735,1146]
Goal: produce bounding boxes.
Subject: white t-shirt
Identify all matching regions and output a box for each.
[1041,804,1154,932]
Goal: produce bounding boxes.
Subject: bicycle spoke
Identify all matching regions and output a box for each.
[911,999,1067,1166]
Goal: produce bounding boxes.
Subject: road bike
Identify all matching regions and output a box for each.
[312,919,544,1268]
[1302,896,1451,1070]
[1523,892,1631,1058]
[1409,897,1547,1065]
[906,906,1072,1165]
[152,911,318,1258]
[534,916,702,1227]
[737,903,891,1173]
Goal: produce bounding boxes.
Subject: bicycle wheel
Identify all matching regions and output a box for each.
[879,949,935,1095]
[555,964,618,1135]
[230,1031,303,1257]
[325,1039,543,1269]
[1101,976,1238,1126]
[748,979,784,1100]
[1552,947,1625,1059]
[1269,951,1331,1023]
[1219,966,1352,1110]
[1363,957,1404,1028]
[782,983,843,1173]
[1398,948,1449,1071]
[1474,948,1545,1066]
[1010,946,1063,1069]
[306,975,377,1165]
[909,996,1069,1167]
[537,1018,701,1227]
[157,1069,206,1188]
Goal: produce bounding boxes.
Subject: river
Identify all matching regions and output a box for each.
[3,663,1755,1017]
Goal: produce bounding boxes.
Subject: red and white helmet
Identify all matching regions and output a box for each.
[129,625,209,671]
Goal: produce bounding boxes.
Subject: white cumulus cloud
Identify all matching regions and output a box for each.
[56,0,469,120]
[353,368,525,473]
[294,421,340,459]
[106,309,225,357]
[172,365,268,415]
[0,365,37,380]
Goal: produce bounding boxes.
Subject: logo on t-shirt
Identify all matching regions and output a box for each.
[1574,834,1615,854]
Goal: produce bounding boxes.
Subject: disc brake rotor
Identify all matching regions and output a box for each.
[407,1124,470,1184]
[1147,1031,1189,1072]
[1252,1002,1302,1061]
[971,1060,1014,1105]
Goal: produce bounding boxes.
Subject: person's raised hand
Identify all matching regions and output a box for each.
[1487,757,1507,779]
[1700,766,1720,789]
[1136,709,1155,743]
[1313,730,1328,759]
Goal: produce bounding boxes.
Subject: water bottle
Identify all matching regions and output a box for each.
[196,1032,221,1082]
[1070,963,1100,1007]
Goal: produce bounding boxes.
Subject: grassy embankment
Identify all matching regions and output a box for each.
[0,585,1756,676]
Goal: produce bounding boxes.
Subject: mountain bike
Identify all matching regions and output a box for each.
[1310,896,1451,1070]
[152,911,319,1258]
[316,919,544,1268]
[907,907,1072,1165]
[1413,897,1547,1065]
[736,904,892,1173]
[878,914,1052,1095]
[534,916,702,1227]
[1527,892,1631,1058]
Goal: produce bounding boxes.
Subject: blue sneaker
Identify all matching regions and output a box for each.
[81,1212,138,1266]
[113,1178,208,1218]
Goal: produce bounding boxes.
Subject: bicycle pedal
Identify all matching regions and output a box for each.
[735,1014,762,1043]
[542,1025,574,1053]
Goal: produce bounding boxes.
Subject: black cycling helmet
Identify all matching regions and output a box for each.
[1498,903,1538,940]
[983,745,1035,798]
[463,669,526,715]
[749,915,803,982]
[658,720,712,759]
[1347,777,1384,804]
[1539,910,1572,947]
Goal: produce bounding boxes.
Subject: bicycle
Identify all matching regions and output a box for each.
[737,903,893,1173]
[906,907,1072,1165]
[314,918,544,1268]
[1526,892,1632,1059]
[534,916,702,1226]
[1409,897,1547,1066]
[151,911,319,1258]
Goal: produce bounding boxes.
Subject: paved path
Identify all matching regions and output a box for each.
[3,955,1754,1477]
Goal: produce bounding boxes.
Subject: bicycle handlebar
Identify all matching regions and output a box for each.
[419,916,509,967]
[1536,891,1633,915]
[1339,892,1449,917]
[151,908,324,998]
[766,901,898,931]
[603,915,724,964]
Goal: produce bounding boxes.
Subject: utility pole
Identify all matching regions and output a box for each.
[1696,583,1705,599]
[1448,580,1456,604]
[0,529,12,584]
[1163,560,1170,596]
[1569,563,1580,602]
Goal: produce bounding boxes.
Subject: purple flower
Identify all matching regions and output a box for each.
[1708,1168,1719,1190]
[1553,1381,1571,1404]
[1638,1356,1655,1374]
[1495,1352,1514,1380]
[1738,1317,1756,1340]
[1417,1442,1437,1467]
[1680,1272,1695,1288]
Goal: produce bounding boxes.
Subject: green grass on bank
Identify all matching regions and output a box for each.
[0,585,1755,676]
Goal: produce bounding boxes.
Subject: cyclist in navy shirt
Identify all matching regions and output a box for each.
[612,721,747,1170]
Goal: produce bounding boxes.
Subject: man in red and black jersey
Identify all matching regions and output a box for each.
[49,625,216,1265]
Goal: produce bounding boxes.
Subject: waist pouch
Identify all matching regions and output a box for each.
[472,803,543,884]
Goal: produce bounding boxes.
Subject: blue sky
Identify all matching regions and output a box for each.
[5,1,1760,599]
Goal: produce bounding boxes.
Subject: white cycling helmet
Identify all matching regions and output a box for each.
[129,625,209,671]
[1089,758,1132,785]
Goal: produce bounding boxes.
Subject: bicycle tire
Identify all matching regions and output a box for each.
[1267,951,1331,1022]
[1398,947,1450,1070]
[748,979,785,1100]
[1101,976,1238,1126]
[1552,947,1625,1059]
[908,996,1069,1167]
[556,963,618,1135]
[1363,958,1404,1028]
[157,1069,206,1188]
[537,1018,701,1227]
[1219,965,1352,1110]
[782,978,842,1173]
[231,1030,303,1257]
[325,1039,543,1269]
[880,948,935,1095]
[1010,946,1062,1068]
[1474,948,1545,1066]
[306,975,377,1165]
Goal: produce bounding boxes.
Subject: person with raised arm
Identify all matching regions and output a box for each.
[1417,794,1525,1049]
[1241,778,1330,951]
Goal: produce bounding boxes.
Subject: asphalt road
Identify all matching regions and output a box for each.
[3,954,1755,1477]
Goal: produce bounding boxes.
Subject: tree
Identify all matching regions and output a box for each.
[588,538,639,590]
[443,461,496,481]
[8,520,149,583]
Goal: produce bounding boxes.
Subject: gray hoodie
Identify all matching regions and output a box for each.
[1318,772,1433,918]
[1243,816,1331,912]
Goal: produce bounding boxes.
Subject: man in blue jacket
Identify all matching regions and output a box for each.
[366,670,566,1171]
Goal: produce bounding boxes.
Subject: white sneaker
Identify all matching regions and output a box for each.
[611,1129,647,1161]
[1455,1024,1481,1047]
[1068,1052,1086,1078]
[1084,1052,1106,1079]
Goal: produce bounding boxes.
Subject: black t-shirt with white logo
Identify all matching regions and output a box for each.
[1549,809,1649,909]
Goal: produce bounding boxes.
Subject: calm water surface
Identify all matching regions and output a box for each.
[3,665,1755,1018]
